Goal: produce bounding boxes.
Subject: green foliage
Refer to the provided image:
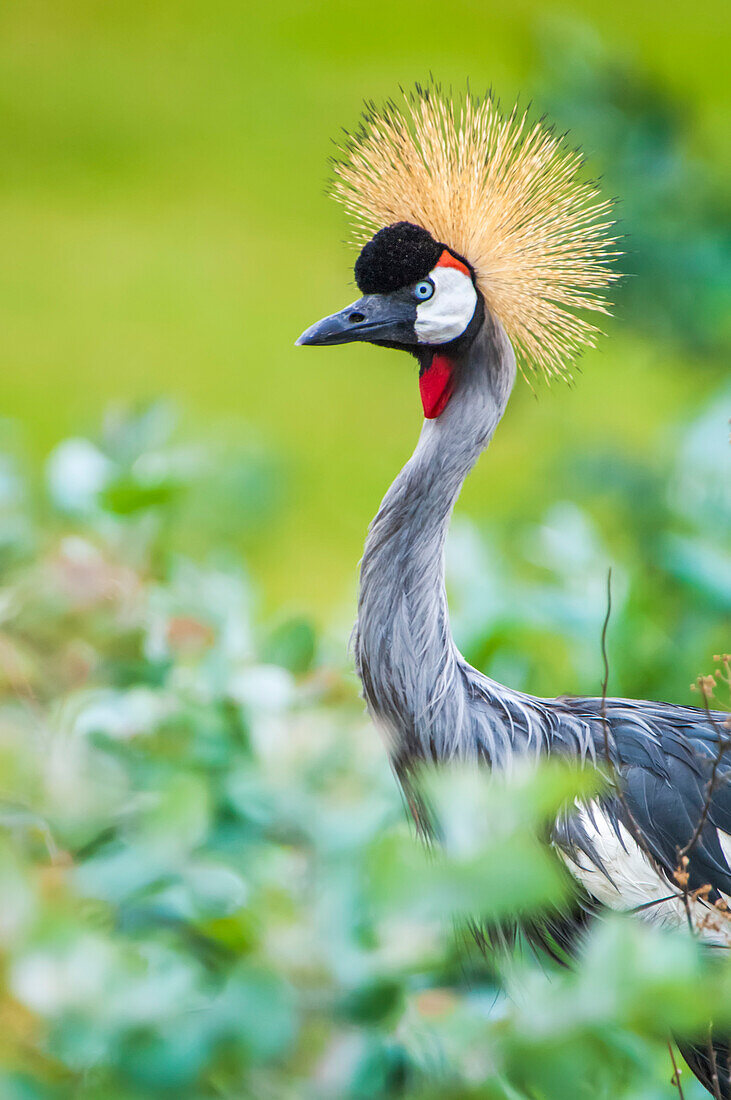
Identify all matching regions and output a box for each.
[0,1,727,616]
[0,11,727,1095]
[0,406,725,1099]
[535,21,731,358]
[447,382,729,702]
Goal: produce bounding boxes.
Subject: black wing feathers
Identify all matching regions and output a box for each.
[558,696,731,898]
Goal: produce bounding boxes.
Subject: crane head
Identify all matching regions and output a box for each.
[297,222,478,350]
[296,223,481,416]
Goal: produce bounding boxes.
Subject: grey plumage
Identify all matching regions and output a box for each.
[300,97,727,1089]
[354,311,729,930]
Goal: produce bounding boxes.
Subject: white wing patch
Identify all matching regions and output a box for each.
[414,267,477,345]
[562,802,731,945]
[717,828,731,872]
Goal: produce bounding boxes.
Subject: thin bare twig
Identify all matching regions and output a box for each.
[707,1029,723,1100]
[597,572,702,942]
[678,687,731,863]
[599,581,730,946]
[599,569,612,706]
[673,663,731,939]
[668,1041,686,1100]
[598,570,654,858]
[599,594,729,1091]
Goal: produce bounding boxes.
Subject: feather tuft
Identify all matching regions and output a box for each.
[331,84,621,382]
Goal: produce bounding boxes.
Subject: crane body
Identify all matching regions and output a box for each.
[352,295,730,949]
[297,88,730,1096]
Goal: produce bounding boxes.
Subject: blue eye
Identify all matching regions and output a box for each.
[414,280,434,301]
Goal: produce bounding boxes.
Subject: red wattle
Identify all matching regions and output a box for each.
[419,355,454,419]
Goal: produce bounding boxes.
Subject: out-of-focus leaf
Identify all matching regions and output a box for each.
[0,840,36,947]
[0,378,727,1100]
[366,829,569,924]
[46,439,112,516]
[664,534,731,608]
[215,967,296,1061]
[340,977,405,1027]
[137,772,211,857]
[99,474,183,516]
[0,1075,50,1100]
[115,1022,210,1090]
[350,1039,414,1100]
[262,616,317,674]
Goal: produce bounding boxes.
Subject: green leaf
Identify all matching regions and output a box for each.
[340,977,405,1027]
[262,617,317,674]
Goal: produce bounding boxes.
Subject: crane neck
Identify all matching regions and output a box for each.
[355,312,517,767]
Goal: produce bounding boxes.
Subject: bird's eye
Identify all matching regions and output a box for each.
[414,280,434,301]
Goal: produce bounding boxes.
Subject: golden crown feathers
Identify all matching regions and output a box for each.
[331,84,621,382]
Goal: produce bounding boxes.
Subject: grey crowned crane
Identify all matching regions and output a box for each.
[297,86,730,1097]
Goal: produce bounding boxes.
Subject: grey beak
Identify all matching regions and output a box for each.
[296,293,416,347]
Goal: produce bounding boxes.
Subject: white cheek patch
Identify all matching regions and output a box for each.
[414,266,477,345]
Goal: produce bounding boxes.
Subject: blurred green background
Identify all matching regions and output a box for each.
[0,4,729,1098]
[1,0,728,623]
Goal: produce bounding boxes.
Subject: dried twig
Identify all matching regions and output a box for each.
[598,570,654,859]
[707,1029,723,1100]
[674,658,731,936]
[597,573,708,943]
[668,1041,686,1100]
[679,670,731,864]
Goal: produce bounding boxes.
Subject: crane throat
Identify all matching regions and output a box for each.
[419,354,455,419]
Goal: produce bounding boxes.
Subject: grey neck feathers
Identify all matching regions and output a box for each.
[355,314,598,771]
[355,313,521,766]
[355,312,598,771]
